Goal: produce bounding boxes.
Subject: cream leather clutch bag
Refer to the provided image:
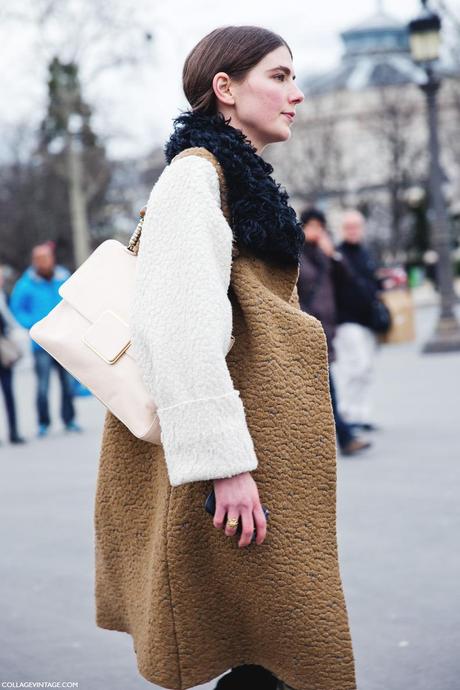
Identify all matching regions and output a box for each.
[29,148,233,444]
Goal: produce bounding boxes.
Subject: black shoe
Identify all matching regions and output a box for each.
[10,434,26,444]
[361,422,379,432]
[349,422,379,433]
[215,665,278,690]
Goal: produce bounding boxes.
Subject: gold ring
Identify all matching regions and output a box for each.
[226,516,239,529]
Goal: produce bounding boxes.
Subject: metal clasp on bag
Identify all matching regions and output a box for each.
[82,310,132,365]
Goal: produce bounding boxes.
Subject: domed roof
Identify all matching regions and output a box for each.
[344,10,404,33]
[302,8,428,94]
[341,10,409,59]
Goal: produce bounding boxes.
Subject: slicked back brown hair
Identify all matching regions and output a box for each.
[183,25,292,115]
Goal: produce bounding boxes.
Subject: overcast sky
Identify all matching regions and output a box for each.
[1,0,425,159]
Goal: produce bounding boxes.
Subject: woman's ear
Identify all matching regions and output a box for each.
[212,72,235,107]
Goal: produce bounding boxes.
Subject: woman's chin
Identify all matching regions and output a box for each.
[257,125,292,150]
[273,126,292,143]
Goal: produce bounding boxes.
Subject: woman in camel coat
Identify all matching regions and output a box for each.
[94,25,356,690]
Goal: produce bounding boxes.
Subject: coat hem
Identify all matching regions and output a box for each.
[137,661,228,690]
[137,659,357,690]
[95,619,129,632]
[95,619,357,690]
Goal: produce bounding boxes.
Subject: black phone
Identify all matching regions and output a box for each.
[204,489,269,543]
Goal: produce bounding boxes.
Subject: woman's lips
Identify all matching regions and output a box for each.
[282,112,295,122]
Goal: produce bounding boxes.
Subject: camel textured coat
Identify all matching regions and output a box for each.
[94,149,356,690]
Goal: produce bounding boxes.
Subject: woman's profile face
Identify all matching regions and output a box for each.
[214,45,304,152]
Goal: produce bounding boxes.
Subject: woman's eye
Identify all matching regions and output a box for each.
[274,74,285,81]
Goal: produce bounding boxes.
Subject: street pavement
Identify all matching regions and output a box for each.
[0,306,459,690]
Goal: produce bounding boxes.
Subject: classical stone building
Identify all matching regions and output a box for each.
[267,9,460,261]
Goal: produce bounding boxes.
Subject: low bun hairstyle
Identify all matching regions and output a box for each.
[182,25,292,116]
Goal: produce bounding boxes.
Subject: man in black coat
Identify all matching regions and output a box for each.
[333,210,381,431]
[298,208,370,456]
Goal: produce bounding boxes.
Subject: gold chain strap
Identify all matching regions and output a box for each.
[126,215,144,255]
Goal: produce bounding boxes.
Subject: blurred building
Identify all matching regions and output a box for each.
[267,8,460,262]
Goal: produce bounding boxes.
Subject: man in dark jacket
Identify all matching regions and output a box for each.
[334,210,381,431]
[298,208,370,456]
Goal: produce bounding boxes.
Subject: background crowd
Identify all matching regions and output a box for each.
[0,208,401,458]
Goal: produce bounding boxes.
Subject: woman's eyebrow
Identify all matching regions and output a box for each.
[267,65,296,80]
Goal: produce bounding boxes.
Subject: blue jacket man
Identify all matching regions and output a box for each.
[9,242,81,437]
[10,264,70,350]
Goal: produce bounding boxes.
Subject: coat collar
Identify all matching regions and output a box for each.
[164,110,304,267]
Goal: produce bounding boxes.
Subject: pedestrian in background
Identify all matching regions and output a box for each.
[0,267,26,445]
[9,242,82,438]
[298,208,370,456]
[333,210,382,431]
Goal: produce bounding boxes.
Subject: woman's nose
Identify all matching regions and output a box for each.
[290,85,304,104]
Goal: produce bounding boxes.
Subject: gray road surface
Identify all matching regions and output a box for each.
[0,306,459,690]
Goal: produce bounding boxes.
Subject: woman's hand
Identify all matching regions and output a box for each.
[213,472,267,548]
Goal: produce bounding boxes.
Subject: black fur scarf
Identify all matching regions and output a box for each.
[164,110,304,267]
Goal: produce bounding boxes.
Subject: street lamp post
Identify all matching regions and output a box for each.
[408,0,460,353]
[66,115,91,268]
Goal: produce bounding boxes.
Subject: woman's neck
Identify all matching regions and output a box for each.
[216,109,265,154]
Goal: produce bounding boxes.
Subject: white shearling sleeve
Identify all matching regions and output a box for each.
[130,155,258,487]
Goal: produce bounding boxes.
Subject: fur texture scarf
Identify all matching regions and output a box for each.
[164,110,304,267]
